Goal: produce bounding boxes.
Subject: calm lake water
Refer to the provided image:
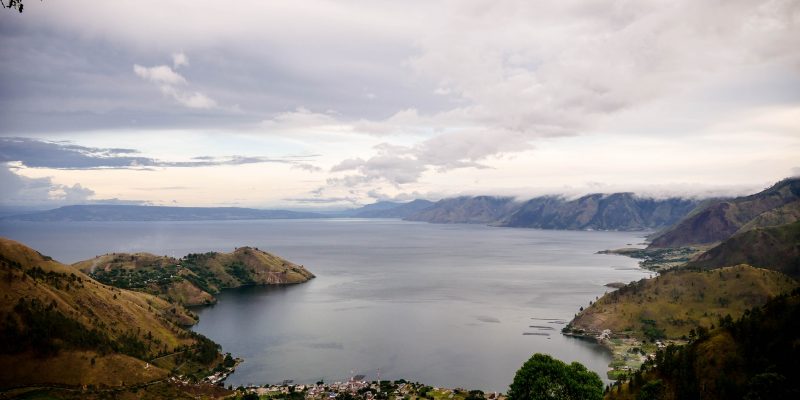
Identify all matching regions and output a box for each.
[0,219,650,392]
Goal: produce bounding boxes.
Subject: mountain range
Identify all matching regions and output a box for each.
[1,204,327,221]
[648,177,800,248]
[403,193,700,231]
[342,199,435,218]
[2,193,703,232]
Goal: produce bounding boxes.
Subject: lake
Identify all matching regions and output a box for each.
[0,219,650,392]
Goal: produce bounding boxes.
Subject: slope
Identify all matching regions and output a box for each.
[502,193,696,231]
[686,220,800,279]
[648,177,800,248]
[0,237,216,389]
[73,247,315,306]
[404,196,518,224]
[565,265,797,341]
[608,288,800,400]
[350,199,435,218]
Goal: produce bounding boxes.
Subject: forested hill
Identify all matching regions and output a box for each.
[73,247,315,306]
[0,237,224,391]
[608,288,800,400]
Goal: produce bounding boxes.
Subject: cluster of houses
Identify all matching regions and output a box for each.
[239,378,505,400]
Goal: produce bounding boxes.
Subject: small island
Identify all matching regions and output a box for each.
[73,247,315,307]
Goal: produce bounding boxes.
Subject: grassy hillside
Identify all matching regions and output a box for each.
[736,200,800,234]
[566,265,797,341]
[607,288,800,400]
[687,221,800,279]
[73,247,315,306]
[0,237,225,391]
[648,178,800,248]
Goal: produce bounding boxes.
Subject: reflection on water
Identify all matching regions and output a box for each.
[0,219,649,392]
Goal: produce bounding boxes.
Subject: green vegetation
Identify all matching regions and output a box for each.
[75,247,314,306]
[687,220,800,279]
[91,262,181,289]
[567,265,796,341]
[1,297,115,357]
[508,353,603,400]
[607,288,800,400]
[600,247,705,272]
[0,237,230,396]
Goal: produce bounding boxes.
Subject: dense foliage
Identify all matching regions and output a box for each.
[508,353,603,400]
[0,297,155,359]
[611,288,800,399]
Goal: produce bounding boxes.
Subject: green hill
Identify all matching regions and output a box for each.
[649,178,800,248]
[566,265,797,341]
[607,288,800,400]
[687,221,800,279]
[73,247,315,306]
[735,200,800,234]
[0,237,226,394]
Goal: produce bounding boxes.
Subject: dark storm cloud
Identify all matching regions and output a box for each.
[0,137,293,169]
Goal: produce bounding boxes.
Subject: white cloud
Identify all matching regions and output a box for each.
[0,164,95,206]
[160,86,217,109]
[134,57,217,109]
[3,1,799,206]
[133,64,187,85]
[291,163,322,173]
[172,52,189,68]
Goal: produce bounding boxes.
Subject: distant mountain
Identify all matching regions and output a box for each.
[2,204,327,221]
[347,199,435,218]
[501,193,698,231]
[687,220,800,279]
[404,196,518,224]
[649,178,800,248]
[0,237,224,392]
[403,193,698,231]
[73,247,315,306]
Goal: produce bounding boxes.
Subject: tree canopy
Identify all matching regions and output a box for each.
[508,353,603,400]
[1,0,26,13]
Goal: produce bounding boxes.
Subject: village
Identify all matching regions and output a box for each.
[228,376,507,400]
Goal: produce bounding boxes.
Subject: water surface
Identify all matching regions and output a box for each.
[0,219,649,391]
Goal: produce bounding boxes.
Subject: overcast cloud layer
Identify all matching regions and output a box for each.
[0,0,798,207]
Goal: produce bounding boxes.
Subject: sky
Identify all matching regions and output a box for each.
[1,0,799,209]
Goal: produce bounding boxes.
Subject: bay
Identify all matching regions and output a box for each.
[0,219,650,392]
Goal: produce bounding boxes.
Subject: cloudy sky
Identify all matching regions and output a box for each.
[1,0,798,208]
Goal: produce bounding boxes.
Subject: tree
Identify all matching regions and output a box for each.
[636,380,664,400]
[1,0,28,13]
[508,353,603,400]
